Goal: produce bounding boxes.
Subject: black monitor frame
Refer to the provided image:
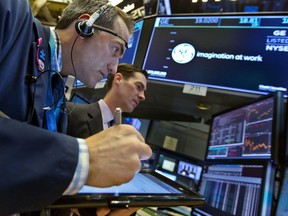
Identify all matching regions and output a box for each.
[152,145,204,189]
[205,91,285,164]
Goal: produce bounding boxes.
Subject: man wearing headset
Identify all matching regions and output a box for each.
[0,0,152,215]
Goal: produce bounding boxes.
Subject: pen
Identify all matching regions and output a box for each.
[115,107,122,125]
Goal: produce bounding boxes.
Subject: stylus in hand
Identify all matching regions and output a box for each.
[115,107,122,125]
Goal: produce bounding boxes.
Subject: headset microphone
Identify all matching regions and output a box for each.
[75,3,110,38]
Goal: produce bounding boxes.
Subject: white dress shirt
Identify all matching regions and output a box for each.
[98,99,114,129]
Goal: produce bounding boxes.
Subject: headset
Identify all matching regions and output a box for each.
[75,2,110,38]
[74,2,128,49]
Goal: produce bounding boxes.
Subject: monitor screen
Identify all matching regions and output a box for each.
[124,117,142,130]
[154,149,204,190]
[206,92,284,162]
[177,160,203,182]
[71,95,90,104]
[119,20,144,64]
[193,162,274,216]
[156,154,177,173]
[142,13,288,96]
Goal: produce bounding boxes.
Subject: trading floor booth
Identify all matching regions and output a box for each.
[64,12,288,216]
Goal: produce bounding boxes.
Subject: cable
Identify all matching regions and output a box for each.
[65,35,80,115]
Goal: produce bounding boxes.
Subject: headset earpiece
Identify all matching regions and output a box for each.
[75,20,94,38]
[75,3,110,38]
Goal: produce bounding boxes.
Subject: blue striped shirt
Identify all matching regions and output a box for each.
[50,29,89,195]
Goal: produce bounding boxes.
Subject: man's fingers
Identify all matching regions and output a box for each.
[138,143,152,161]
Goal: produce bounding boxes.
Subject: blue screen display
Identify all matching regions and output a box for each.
[143,14,288,96]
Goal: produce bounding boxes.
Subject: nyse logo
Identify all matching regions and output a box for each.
[266,30,288,52]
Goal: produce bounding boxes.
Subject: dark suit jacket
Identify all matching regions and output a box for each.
[67,101,104,138]
[0,1,78,215]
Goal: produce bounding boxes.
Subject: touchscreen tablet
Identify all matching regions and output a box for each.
[49,169,205,209]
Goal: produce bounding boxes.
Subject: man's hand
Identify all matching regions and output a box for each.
[85,124,152,187]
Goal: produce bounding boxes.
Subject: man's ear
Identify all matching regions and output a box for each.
[75,14,93,39]
[114,73,123,86]
[79,14,90,20]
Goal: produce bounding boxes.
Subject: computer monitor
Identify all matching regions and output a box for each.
[119,20,144,64]
[177,160,203,183]
[70,94,90,104]
[154,148,204,190]
[193,162,274,216]
[124,117,142,130]
[156,153,177,173]
[142,13,288,96]
[205,92,285,164]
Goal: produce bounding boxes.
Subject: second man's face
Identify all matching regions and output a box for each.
[118,72,147,113]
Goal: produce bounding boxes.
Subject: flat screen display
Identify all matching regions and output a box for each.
[177,160,202,182]
[124,117,142,130]
[206,92,284,162]
[119,20,143,64]
[142,13,288,96]
[193,162,273,216]
[154,149,204,190]
[49,169,206,209]
[157,154,177,173]
[79,172,181,194]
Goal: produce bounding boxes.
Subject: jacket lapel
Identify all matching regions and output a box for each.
[87,102,104,135]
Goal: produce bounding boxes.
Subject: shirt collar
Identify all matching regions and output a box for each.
[98,99,114,124]
[49,28,62,72]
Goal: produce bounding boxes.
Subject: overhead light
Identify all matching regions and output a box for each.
[109,0,123,6]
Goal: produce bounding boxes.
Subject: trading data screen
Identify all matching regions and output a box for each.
[207,96,275,161]
[193,163,273,216]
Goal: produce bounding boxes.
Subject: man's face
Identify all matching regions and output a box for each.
[117,72,147,113]
[73,16,130,88]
